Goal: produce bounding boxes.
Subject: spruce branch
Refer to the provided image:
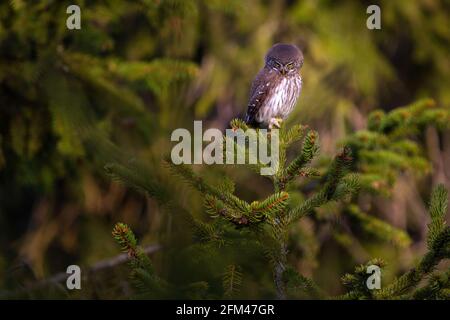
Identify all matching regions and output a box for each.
[112,223,169,297]
[179,282,210,300]
[411,270,450,300]
[427,184,448,249]
[112,223,139,259]
[190,216,226,247]
[343,99,450,196]
[165,159,251,213]
[223,265,243,298]
[223,124,274,175]
[230,118,249,131]
[376,99,437,134]
[280,124,308,147]
[283,266,326,299]
[346,205,411,248]
[374,184,450,299]
[250,191,290,218]
[337,258,386,300]
[287,147,357,224]
[105,162,170,204]
[279,129,319,188]
[322,146,353,199]
[374,237,449,300]
[204,194,251,226]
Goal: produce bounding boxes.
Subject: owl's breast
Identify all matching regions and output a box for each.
[256,75,302,124]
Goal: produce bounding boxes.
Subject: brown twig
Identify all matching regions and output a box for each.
[1,244,161,297]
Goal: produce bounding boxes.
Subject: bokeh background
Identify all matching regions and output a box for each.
[0,0,449,298]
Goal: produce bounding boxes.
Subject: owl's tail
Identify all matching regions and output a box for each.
[244,113,259,128]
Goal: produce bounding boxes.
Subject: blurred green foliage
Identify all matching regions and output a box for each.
[0,0,449,298]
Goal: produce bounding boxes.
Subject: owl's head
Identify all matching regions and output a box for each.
[265,43,304,76]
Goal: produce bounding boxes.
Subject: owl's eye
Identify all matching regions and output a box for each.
[273,61,282,68]
[285,62,294,69]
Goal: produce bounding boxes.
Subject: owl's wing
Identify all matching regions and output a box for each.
[245,70,271,126]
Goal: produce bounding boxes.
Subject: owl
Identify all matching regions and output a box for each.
[244,44,304,129]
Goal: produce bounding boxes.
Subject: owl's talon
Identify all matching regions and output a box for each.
[269,117,283,129]
[275,117,283,128]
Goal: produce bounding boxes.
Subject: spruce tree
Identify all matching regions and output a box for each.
[109,100,450,299]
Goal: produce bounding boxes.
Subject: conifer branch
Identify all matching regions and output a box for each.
[112,223,169,297]
[204,194,250,225]
[411,270,450,300]
[105,162,170,204]
[230,118,249,131]
[322,146,353,199]
[278,129,319,189]
[166,160,251,213]
[223,265,243,298]
[283,266,326,299]
[336,259,385,300]
[374,234,449,299]
[190,215,226,247]
[280,124,308,147]
[374,184,449,299]
[427,185,448,249]
[250,192,290,218]
[346,205,411,248]
[287,147,357,224]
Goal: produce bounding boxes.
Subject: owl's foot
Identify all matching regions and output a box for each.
[268,117,283,129]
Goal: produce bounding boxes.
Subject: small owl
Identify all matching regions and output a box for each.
[244,43,304,129]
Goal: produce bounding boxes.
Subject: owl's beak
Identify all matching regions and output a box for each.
[280,67,287,75]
